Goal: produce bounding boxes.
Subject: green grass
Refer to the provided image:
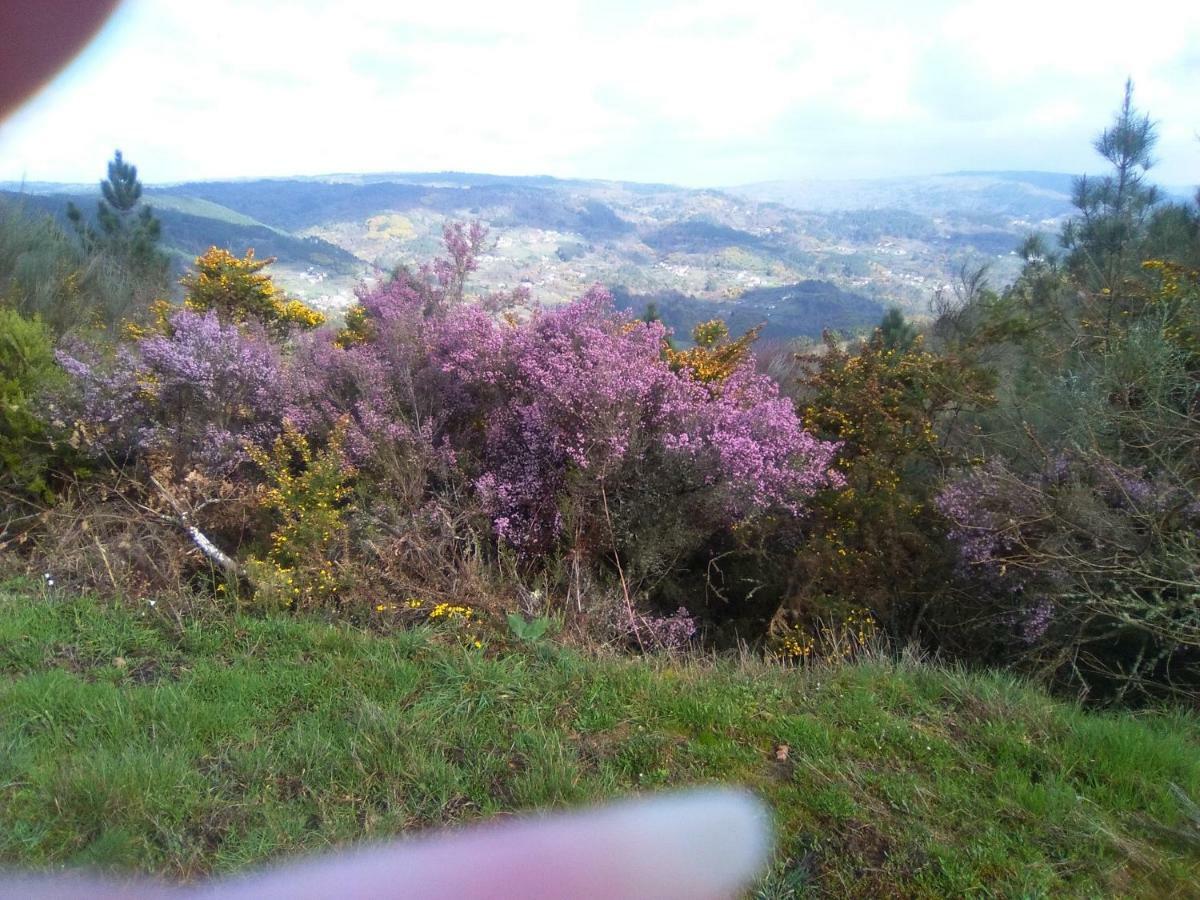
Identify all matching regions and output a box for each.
[1,583,1198,897]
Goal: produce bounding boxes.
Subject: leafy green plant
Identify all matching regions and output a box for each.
[506,612,552,643]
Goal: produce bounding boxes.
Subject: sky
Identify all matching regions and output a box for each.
[1,0,1198,189]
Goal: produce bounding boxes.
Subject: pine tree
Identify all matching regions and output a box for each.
[1061,80,1161,320]
[67,151,167,280]
[877,306,918,352]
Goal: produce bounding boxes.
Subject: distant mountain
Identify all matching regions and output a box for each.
[945,170,1079,193]
[153,179,638,241]
[729,171,1081,224]
[948,170,1195,203]
[732,170,1194,223]
[10,167,1108,333]
[0,181,94,194]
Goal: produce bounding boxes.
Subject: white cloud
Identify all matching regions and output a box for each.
[0,0,1196,186]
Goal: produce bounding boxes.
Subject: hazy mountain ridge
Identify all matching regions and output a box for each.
[730,171,1080,222]
[7,168,1102,335]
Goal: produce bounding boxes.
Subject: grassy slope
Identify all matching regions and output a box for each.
[143,194,284,231]
[0,585,1197,898]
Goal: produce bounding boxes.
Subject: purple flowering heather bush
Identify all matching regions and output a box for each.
[936,451,1200,694]
[284,223,522,466]
[284,324,432,464]
[47,222,843,642]
[274,230,842,629]
[57,308,283,474]
[293,231,840,557]
[54,339,148,460]
[435,288,842,561]
[934,459,1037,582]
[40,308,285,598]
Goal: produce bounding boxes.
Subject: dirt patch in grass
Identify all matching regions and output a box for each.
[812,817,920,899]
[572,724,633,772]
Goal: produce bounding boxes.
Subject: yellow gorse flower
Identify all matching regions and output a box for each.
[244,420,354,610]
[182,247,326,336]
[663,319,761,384]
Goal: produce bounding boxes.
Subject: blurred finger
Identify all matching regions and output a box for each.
[0,0,121,120]
[192,788,771,900]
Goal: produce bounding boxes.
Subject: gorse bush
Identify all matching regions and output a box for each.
[182,247,325,336]
[663,318,760,383]
[785,327,992,634]
[1139,259,1200,368]
[933,267,1200,700]
[244,421,354,609]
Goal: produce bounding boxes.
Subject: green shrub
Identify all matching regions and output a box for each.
[0,309,63,501]
[0,308,62,499]
[786,329,993,634]
[0,198,161,337]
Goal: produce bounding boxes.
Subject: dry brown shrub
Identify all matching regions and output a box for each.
[341,497,516,621]
[3,464,261,602]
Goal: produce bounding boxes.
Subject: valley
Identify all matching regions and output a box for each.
[4,169,1085,340]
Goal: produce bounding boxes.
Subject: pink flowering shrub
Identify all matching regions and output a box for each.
[934,458,1036,583]
[277,226,841,626]
[284,325,433,464]
[289,223,840,569]
[431,287,842,558]
[51,222,840,638]
[284,223,522,468]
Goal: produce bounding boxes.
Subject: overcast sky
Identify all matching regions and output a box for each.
[1,0,1197,188]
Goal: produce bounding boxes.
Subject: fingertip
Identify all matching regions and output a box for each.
[192,787,774,900]
[603,787,774,897]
